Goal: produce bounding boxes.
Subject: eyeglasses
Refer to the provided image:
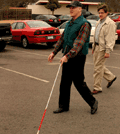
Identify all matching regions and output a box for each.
[98,12,105,14]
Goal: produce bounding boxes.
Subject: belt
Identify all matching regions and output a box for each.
[95,42,99,45]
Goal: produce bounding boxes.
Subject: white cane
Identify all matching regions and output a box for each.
[37,64,61,134]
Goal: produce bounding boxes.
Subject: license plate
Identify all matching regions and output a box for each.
[54,19,57,22]
[47,36,53,39]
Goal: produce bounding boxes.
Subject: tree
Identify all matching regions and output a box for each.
[0,0,38,9]
[97,2,114,13]
[45,0,61,15]
[105,0,120,12]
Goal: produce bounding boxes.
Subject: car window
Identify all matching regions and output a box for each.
[11,22,17,29]
[111,15,119,19]
[45,15,56,19]
[59,16,63,19]
[27,21,51,28]
[16,22,25,29]
[60,22,67,29]
[82,9,91,15]
[36,15,45,19]
[49,15,56,18]
[36,15,41,19]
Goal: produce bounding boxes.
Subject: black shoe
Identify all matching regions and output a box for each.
[107,77,117,88]
[91,100,98,114]
[53,108,69,114]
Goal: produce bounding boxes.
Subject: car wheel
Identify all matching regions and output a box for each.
[0,41,6,51]
[47,42,56,47]
[22,37,29,48]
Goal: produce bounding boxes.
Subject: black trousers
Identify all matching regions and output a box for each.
[59,54,96,110]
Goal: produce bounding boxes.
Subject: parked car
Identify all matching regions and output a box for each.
[35,14,61,27]
[57,21,68,34]
[58,19,97,44]
[86,15,99,21]
[82,9,93,18]
[110,15,120,22]
[0,23,12,51]
[116,21,120,41]
[58,19,118,46]
[57,9,93,24]
[109,13,120,18]
[58,15,72,24]
[87,19,97,44]
[11,20,61,48]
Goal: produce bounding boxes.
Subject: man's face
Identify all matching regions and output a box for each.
[70,7,82,18]
[98,9,108,20]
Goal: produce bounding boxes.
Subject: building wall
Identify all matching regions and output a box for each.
[27,4,98,15]
[27,5,70,15]
[88,5,98,15]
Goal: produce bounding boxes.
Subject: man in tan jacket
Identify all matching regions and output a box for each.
[91,4,117,94]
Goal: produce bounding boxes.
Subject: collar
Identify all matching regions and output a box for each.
[69,15,83,25]
[100,17,106,23]
[98,16,110,25]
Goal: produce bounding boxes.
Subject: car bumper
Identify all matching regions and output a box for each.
[28,34,61,44]
[0,35,12,42]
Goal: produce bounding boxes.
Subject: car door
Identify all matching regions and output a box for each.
[12,22,25,42]
[11,22,17,41]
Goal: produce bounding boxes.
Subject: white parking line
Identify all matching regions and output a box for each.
[8,48,61,59]
[86,62,120,70]
[8,48,120,70]
[0,66,49,83]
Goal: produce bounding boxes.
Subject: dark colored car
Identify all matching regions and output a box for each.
[86,15,99,21]
[0,23,12,51]
[82,9,93,18]
[58,15,72,24]
[116,21,120,42]
[57,9,93,24]
[35,14,61,27]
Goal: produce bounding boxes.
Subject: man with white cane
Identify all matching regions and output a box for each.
[48,1,98,114]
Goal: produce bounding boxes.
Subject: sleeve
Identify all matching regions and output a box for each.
[105,22,116,54]
[65,22,91,59]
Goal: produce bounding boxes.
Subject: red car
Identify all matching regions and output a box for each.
[111,15,120,22]
[116,21,120,41]
[11,20,61,48]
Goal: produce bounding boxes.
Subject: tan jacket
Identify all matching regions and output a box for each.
[92,16,116,54]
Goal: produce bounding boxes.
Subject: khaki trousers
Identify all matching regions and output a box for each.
[93,45,115,91]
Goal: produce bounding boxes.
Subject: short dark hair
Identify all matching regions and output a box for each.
[97,4,109,13]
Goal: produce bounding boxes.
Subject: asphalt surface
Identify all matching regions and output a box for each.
[0,42,120,134]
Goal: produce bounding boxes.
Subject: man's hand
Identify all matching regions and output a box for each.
[60,55,68,66]
[48,52,54,62]
[104,53,110,58]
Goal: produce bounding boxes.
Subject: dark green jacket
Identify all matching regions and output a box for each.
[63,15,91,55]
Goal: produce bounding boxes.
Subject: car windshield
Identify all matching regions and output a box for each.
[59,15,71,19]
[26,21,51,28]
[111,15,119,19]
[44,15,57,19]
[86,15,99,20]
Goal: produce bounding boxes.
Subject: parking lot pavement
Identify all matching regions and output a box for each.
[0,43,120,134]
